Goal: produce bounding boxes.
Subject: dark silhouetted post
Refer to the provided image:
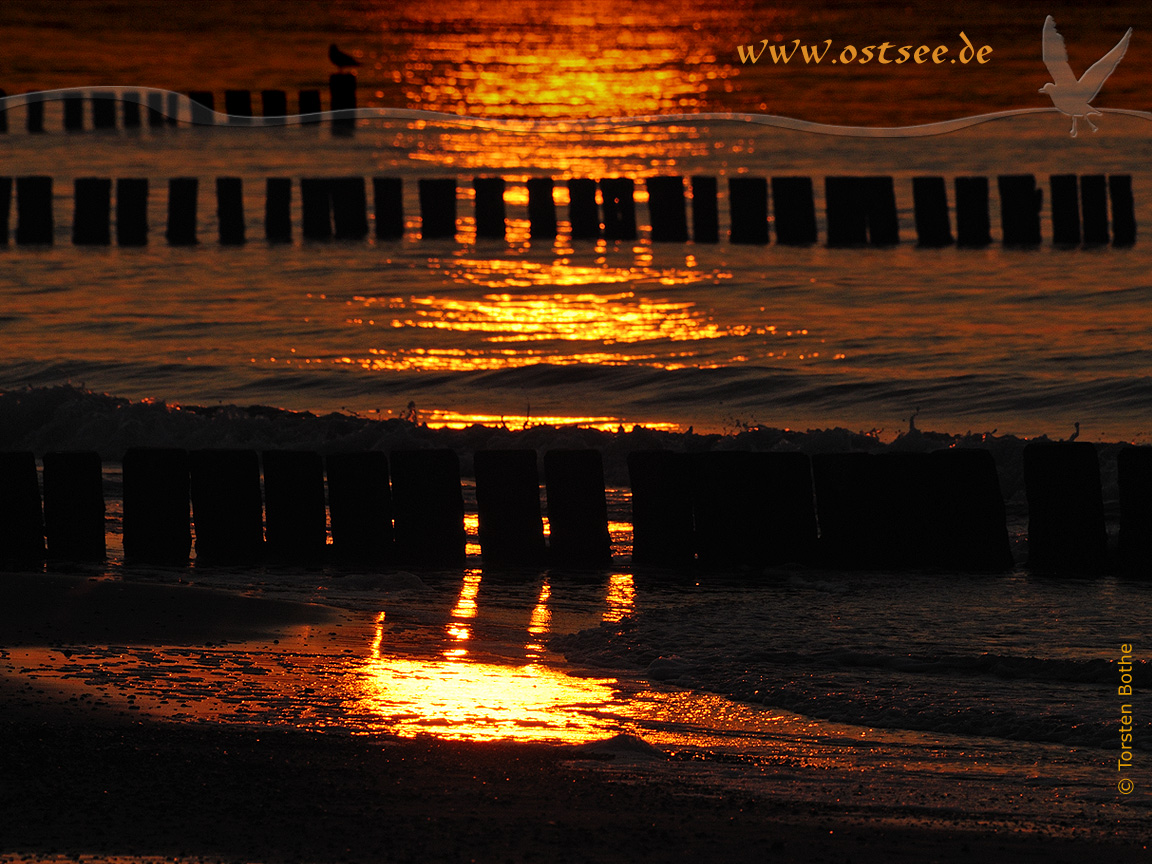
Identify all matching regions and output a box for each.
[1023,441,1106,573]
[824,177,867,247]
[72,177,112,245]
[998,174,1042,246]
[811,452,875,568]
[771,176,817,245]
[728,176,769,244]
[1109,174,1136,246]
[63,94,84,131]
[300,178,333,239]
[0,452,45,566]
[600,178,636,241]
[188,91,216,125]
[473,176,506,240]
[43,451,105,561]
[691,175,719,243]
[1049,174,1080,246]
[930,448,1013,572]
[166,177,199,245]
[146,91,165,127]
[262,450,327,563]
[119,177,152,245]
[0,88,7,133]
[329,73,356,133]
[327,452,393,562]
[264,177,292,242]
[869,452,934,569]
[332,176,369,239]
[390,449,466,566]
[26,92,44,133]
[693,451,817,569]
[419,178,456,239]
[954,176,992,246]
[165,91,180,126]
[544,449,611,567]
[474,449,545,567]
[299,89,322,124]
[527,177,557,240]
[373,177,404,240]
[912,176,952,247]
[261,89,287,123]
[628,450,694,567]
[567,178,600,239]
[1079,174,1109,245]
[92,94,116,129]
[190,449,264,563]
[863,176,899,245]
[122,92,141,128]
[1118,446,1152,571]
[224,90,252,125]
[122,447,190,564]
[216,177,245,245]
[16,176,53,245]
[646,176,688,243]
[0,177,11,243]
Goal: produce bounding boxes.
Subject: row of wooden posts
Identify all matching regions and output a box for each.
[0,172,1136,248]
[1,443,1148,574]
[0,76,358,133]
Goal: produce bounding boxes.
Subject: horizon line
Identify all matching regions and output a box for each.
[4,86,1152,138]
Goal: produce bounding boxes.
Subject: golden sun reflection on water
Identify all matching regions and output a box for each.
[379,292,747,343]
[358,596,625,743]
[350,287,758,376]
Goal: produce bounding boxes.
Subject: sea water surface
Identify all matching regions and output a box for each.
[2,111,1152,438]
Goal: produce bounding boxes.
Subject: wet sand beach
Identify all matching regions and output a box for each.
[1,574,1147,863]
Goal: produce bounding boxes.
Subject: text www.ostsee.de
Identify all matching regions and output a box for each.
[737,33,992,66]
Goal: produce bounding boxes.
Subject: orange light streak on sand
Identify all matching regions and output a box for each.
[526,581,552,656]
[442,569,483,655]
[357,600,625,742]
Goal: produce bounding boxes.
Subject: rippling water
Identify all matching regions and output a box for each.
[1,112,1151,437]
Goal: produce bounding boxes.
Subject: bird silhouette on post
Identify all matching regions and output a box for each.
[329,44,361,73]
[1039,16,1132,137]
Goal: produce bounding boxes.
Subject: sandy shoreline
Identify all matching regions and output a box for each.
[0,574,1146,863]
[0,704,1145,864]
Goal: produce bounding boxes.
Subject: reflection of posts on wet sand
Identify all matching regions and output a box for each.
[359,593,623,743]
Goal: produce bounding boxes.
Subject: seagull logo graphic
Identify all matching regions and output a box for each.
[1040,16,1132,136]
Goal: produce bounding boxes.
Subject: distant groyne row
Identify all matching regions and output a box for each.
[0,77,358,132]
[2,443,1149,574]
[0,172,1136,248]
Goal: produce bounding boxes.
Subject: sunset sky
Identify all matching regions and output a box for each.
[0,1,1146,124]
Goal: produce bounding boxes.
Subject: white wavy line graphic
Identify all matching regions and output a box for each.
[2,86,1151,137]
